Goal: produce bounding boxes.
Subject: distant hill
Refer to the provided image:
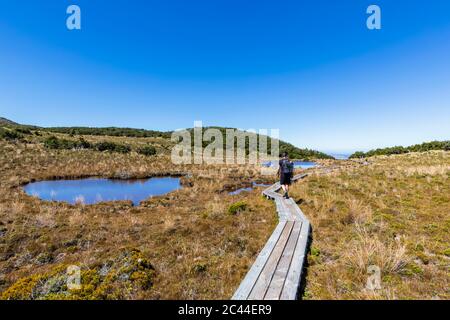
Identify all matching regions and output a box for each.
[182,127,333,160]
[0,117,333,160]
[43,126,172,139]
[0,117,19,126]
[350,140,450,158]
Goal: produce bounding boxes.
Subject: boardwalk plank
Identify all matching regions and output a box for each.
[280,220,310,300]
[232,171,310,300]
[232,221,288,299]
[249,221,294,300]
[248,221,294,299]
[264,221,303,300]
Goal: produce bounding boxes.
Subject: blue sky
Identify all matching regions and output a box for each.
[1,1,449,153]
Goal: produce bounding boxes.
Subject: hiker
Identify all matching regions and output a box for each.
[278,152,294,199]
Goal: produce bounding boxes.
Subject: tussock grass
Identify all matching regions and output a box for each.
[0,134,279,299]
[292,151,450,300]
[1,132,448,300]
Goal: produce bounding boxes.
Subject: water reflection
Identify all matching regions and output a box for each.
[24,177,181,206]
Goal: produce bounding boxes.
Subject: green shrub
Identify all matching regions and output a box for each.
[350,140,450,158]
[138,145,157,156]
[44,136,91,150]
[95,141,117,152]
[0,128,23,141]
[94,142,131,153]
[44,136,130,154]
[43,126,171,139]
[310,247,321,256]
[191,263,208,274]
[349,151,366,159]
[14,127,32,135]
[443,248,450,257]
[228,201,247,215]
[1,249,155,300]
[77,138,92,149]
[113,144,131,154]
[44,136,63,149]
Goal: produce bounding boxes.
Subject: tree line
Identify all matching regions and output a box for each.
[350,141,450,158]
[43,136,157,156]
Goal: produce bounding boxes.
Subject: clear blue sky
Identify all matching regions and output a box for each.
[1,1,449,153]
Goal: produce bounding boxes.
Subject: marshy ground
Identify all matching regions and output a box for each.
[0,134,281,299]
[0,132,448,299]
[294,152,450,299]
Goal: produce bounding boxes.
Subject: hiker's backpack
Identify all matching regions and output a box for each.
[281,159,294,174]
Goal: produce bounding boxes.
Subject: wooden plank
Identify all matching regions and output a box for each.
[286,198,309,221]
[282,199,296,221]
[280,220,311,300]
[248,221,295,299]
[277,198,290,220]
[275,198,289,221]
[264,221,303,300]
[263,191,279,200]
[233,171,311,300]
[232,221,288,300]
[283,199,302,221]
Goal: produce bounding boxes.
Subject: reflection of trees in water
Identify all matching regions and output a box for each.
[24,177,181,205]
[107,178,149,185]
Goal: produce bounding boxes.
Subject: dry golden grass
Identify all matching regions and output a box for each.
[291,151,450,300]
[1,132,448,300]
[0,134,280,299]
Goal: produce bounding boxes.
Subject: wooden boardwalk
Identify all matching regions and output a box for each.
[232,173,311,300]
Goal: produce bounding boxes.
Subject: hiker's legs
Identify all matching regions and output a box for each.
[284,184,289,198]
[281,184,289,198]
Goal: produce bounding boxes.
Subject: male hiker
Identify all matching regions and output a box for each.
[278,152,294,199]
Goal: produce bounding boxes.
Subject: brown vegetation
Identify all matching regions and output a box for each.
[0,130,448,300]
[291,151,450,299]
[0,133,280,299]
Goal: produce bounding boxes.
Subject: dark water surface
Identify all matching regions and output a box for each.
[24,177,181,205]
[262,161,317,169]
[229,182,272,195]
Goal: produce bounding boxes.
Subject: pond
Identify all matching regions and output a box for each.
[229,182,272,195]
[293,161,317,169]
[23,177,181,206]
[262,161,317,169]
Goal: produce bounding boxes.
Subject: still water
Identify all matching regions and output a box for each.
[24,177,181,206]
[262,161,317,169]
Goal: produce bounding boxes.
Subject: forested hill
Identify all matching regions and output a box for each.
[0,117,19,126]
[0,117,333,160]
[350,141,450,158]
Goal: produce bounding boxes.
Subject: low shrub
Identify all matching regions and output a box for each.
[0,128,23,141]
[14,127,32,135]
[43,136,131,154]
[0,249,156,300]
[350,140,450,158]
[44,136,92,150]
[95,142,131,154]
[137,145,157,156]
[228,201,247,215]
